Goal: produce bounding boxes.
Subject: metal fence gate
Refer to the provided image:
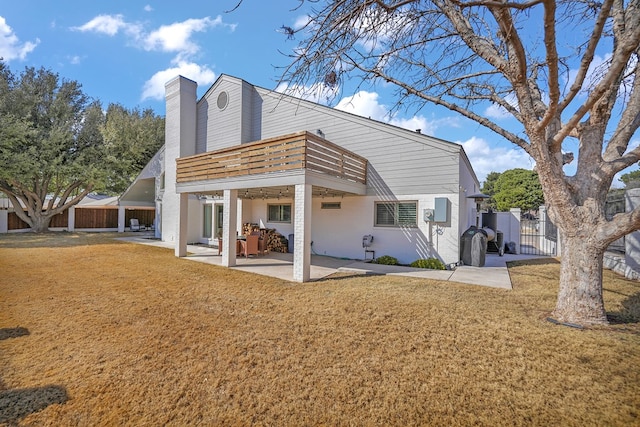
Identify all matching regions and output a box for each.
[520,215,557,256]
[606,193,626,253]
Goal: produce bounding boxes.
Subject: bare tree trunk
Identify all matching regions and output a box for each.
[29,214,53,233]
[552,235,607,325]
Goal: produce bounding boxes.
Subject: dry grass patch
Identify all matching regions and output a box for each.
[1,232,639,426]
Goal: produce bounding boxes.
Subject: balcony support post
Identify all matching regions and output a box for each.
[175,193,189,257]
[222,189,238,267]
[293,183,312,282]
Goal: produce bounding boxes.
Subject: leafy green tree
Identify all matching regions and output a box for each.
[492,169,544,212]
[0,65,107,232]
[619,170,640,189]
[270,0,640,325]
[480,171,501,210]
[101,104,165,194]
[0,65,164,231]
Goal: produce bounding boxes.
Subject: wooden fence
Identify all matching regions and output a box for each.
[8,210,68,229]
[8,207,155,231]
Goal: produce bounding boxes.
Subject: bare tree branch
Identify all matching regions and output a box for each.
[453,0,544,9]
[603,57,640,162]
[554,19,640,147]
[537,0,560,133]
[362,63,531,151]
[370,0,419,11]
[558,0,614,111]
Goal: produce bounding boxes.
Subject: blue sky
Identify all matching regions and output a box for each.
[0,1,633,186]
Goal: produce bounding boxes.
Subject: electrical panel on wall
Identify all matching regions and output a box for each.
[434,197,449,223]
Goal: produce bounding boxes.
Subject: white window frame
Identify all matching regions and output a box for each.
[202,204,213,239]
[268,203,292,223]
[374,201,418,227]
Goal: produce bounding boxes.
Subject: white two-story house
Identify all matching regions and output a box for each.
[120,74,481,282]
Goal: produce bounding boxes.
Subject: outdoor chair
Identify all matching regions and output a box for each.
[239,234,260,257]
[250,231,268,255]
[130,218,142,232]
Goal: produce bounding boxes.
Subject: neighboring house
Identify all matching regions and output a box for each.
[122,74,481,282]
[118,146,164,235]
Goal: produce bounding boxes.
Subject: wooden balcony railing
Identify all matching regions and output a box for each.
[176,131,367,185]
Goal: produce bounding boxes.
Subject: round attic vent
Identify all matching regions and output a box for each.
[217,91,229,110]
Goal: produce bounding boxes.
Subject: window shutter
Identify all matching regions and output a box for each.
[376,203,395,226]
[397,202,417,226]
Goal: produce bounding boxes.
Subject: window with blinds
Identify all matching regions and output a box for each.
[375,201,417,227]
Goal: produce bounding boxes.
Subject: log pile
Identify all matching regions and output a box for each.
[262,228,288,253]
[241,223,289,253]
[242,223,260,235]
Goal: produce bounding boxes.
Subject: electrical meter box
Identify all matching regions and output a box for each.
[434,197,449,223]
[423,209,435,222]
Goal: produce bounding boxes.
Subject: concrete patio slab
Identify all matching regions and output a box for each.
[116,235,548,289]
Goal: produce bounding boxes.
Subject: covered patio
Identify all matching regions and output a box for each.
[173,131,368,282]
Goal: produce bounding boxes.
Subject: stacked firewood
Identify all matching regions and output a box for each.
[242,223,260,236]
[262,228,289,253]
[240,224,288,252]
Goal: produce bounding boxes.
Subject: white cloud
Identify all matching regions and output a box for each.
[293,15,310,30]
[144,5,153,12]
[0,16,39,61]
[275,81,339,104]
[71,14,129,36]
[73,14,235,101]
[483,93,518,120]
[141,61,216,101]
[484,103,511,120]
[143,16,234,56]
[460,136,534,184]
[336,91,389,121]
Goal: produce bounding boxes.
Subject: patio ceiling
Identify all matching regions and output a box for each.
[195,185,351,200]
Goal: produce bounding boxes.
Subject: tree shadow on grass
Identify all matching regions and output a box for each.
[319,272,384,282]
[507,257,560,268]
[0,385,68,424]
[0,231,130,249]
[607,291,640,325]
[0,327,29,340]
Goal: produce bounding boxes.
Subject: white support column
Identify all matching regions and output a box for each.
[222,189,238,267]
[175,193,189,257]
[68,206,76,232]
[117,205,125,232]
[293,183,312,282]
[509,208,521,254]
[0,210,7,234]
[236,198,244,236]
[154,201,162,239]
